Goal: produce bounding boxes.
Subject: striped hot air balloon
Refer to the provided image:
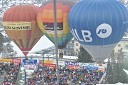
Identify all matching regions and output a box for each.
[37,0,73,49]
[3,5,43,56]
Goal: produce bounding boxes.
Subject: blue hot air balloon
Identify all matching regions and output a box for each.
[68,0,128,61]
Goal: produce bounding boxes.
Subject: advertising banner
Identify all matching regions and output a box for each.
[38,60,56,68]
[44,60,53,64]
[39,60,54,65]
[44,63,56,68]
[65,61,79,66]
[24,65,37,70]
[12,59,21,64]
[0,59,12,62]
[82,66,98,70]
[22,59,37,65]
[3,22,31,30]
[67,65,80,70]
[22,59,38,70]
[65,61,80,69]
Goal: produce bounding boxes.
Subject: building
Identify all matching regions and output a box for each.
[74,39,80,55]
[62,39,74,56]
[114,38,128,53]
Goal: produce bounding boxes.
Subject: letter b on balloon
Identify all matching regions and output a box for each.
[82,30,92,42]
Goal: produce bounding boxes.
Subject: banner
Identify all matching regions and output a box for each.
[44,60,53,64]
[39,60,53,65]
[44,63,56,68]
[24,65,37,70]
[67,65,80,70]
[65,61,79,66]
[22,59,38,70]
[3,22,31,30]
[82,66,98,70]
[12,59,21,64]
[22,59,37,65]
[0,59,12,62]
[38,60,56,68]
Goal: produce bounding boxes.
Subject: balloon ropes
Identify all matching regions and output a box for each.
[2,5,43,57]
[68,0,128,62]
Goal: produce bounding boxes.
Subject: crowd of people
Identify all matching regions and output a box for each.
[24,65,43,85]
[26,65,104,85]
[0,62,105,85]
[2,63,20,85]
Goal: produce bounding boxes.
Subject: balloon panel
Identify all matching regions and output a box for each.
[3,5,42,56]
[68,0,128,46]
[37,0,73,49]
[68,0,128,61]
[81,43,117,61]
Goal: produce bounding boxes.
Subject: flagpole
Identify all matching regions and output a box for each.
[42,52,44,84]
[53,0,59,85]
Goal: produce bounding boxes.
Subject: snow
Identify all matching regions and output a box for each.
[123,69,128,75]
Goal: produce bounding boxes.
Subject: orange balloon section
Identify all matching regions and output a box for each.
[2,5,43,56]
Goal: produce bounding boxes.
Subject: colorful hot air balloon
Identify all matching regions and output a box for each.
[3,5,43,56]
[68,0,128,61]
[37,0,73,49]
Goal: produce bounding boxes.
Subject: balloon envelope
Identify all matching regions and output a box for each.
[68,0,128,61]
[3,5,43,56]
[37,0,73,49]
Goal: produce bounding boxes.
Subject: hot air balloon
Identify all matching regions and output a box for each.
[37,0,73,50]
[68,0,128,61]
[3,5,43,56]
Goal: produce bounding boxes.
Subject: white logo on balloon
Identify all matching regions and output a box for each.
[96,23,112,38]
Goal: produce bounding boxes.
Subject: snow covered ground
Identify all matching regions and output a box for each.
[97,83,128,85]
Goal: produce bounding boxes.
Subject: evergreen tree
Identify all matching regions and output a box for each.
[77,46,94,63]
[106,50,128,84]
[117,51,128,83]
[0,30,15,57]
[106,51,118,83]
